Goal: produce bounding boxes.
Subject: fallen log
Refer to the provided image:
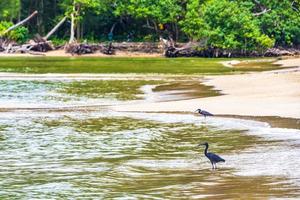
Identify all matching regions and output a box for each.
[2,39,54,54]
[161,37,201,57]
[44,16,67,41]
[2,11,38,35]
[4,43,32,54]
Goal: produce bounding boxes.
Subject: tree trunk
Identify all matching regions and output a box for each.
[110,23,117,35]
[39,0,45,35]
[69,12,75,43]
[152,20,159,36]
[69,1,80,44]
[76,22,81,41]
[18,1,22,22]
[2,11,38,35]
[44,16,67,40]
[175,23,179,42]
[53,0,57,16]
[81,21,84,39]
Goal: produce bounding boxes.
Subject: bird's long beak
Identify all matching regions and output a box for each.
[197,143,203,147]
[197,143,205,147]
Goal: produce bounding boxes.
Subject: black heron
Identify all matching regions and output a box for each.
[198,142,225,169]
[195,109,214,118]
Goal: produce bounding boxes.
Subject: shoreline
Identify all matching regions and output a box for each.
[0,55,299,119]
[1,49,298,59]
[113,58,300,119]
[0,49,163,58]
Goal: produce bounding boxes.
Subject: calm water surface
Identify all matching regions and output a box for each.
[0,78,299,199]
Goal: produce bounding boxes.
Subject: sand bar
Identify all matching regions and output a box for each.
[113,58,300,119]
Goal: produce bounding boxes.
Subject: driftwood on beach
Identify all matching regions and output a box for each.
[162,40,300,57]
[1,34,54,54]
[264,48,300,57]
[0,12,66,54]
[66,43,98,55]
[64,42,162,55]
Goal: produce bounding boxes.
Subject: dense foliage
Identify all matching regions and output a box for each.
[0,0,299,51]
[0,21,29,43]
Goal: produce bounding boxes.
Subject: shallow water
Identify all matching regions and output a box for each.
[0,77,300,199]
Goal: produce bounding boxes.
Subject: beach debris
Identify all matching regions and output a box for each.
[0,11,56,54]
[264,48,300,57]
[100,42,115,55]
[65,43,97,55]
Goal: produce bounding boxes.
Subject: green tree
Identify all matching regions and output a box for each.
[0,21,29,43]
[61,0,102,42]
[253,0,300,46]
[179,0,208,41]
[114,0,182,39]
[1,0,299,49]
[181,0,274,55]
[0,0,20,21]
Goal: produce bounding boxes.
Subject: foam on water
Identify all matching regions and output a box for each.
[120,112,300,141]
[120,112,300,186]
[1,104,300,196]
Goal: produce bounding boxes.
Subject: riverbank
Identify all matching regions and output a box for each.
[1,45,299,58]
[0,49,163,57]
[0,55,299,118]
[113,58,300,119]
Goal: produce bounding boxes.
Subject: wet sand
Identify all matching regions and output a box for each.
[0,55,299,118]
[221,115,300,130]
[114,58,300,119]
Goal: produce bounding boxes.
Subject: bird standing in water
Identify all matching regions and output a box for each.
[198,142,225,169]
[195,109,214,118]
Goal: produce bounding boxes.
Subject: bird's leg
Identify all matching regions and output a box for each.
[215,163,217,169]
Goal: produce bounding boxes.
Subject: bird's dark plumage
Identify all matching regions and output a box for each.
[196,109,214,117]
[206,152,225,163]
[199,142,225,169]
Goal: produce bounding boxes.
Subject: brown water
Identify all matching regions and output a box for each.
[0,78,300,199]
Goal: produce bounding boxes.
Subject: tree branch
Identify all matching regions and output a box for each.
[44,16,67,40]
[253,8,271,16]
[3,11,38,35]
[252,0,271,16]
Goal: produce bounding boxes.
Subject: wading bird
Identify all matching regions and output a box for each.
[195,109,214,118]
[198,142,225,169]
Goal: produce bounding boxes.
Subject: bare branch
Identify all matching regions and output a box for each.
[3,11,38,35]
[253,8,271,16]
[44,16,67,40]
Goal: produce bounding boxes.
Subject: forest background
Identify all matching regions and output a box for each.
[0,0,299,54]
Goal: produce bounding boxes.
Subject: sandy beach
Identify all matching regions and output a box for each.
[113,58,300,119]
[0,50,162,57]
[0,53,299,118]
